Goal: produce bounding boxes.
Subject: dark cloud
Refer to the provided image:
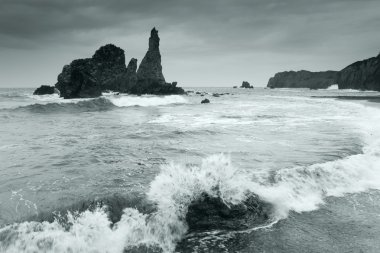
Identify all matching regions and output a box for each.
[0,0,379,87]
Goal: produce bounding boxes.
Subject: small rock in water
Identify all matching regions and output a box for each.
[201,99,210,104]
[33,85,57,95]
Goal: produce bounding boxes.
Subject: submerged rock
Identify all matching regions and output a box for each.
[33,85,59,95]
[186,193,271,232]
[201,99,210,104]
[337,53,380,91]
[241,81,253,89]
[267,70,338,89]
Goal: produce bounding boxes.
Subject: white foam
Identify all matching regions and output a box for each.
[326,84,338,90]
[109,95,188,107]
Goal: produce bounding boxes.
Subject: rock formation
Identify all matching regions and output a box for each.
[103,58,138,93]
[55,44,127,99]
[267,70,338,89]
[186,193,271,232]
[52,28,184,98]
[33,85,59,95]
[337,53,380,91]
[201,98,210,104]
[132,28,184,95]
[241,81,253,89]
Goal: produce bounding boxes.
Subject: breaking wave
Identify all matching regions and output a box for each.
[9,95,188,113]
[108,95,188,107]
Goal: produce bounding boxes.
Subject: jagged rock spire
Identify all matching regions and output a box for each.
[149,27,160,51]
[137,27,166,86]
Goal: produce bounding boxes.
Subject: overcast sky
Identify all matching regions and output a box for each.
[0,0,379,88]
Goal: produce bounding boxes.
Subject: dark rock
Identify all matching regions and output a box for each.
[55,44,126,99]
[54,29,184,98]
[337,53,380,91]
[212,93,220,97]
[33,85,58,95]
[186,193,271,232]
[201,99,210,104]
[195,92,201,95]
[241,81,253,89]
[134,28,184,95]
[267,70,338,89]
[103,58,138,93]
[233,86,238,88]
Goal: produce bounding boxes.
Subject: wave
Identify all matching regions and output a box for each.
[1,100,380,252]
[0,154,273,253]
[8,95,188,113]
[108,95,188,107]
[12,97,115,113]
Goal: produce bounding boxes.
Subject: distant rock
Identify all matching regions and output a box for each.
[267,70,338,89]
[186,193,271,232]
[132,28,184,95]
[337,53,380,91]
[212,93,220,97]
[33,85,59,95]
[233,86,238,88]
[241,81,253,89]
[201,98,210,104]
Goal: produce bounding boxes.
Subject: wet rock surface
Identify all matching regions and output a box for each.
[186,193,272,232]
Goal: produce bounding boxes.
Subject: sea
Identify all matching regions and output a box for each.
[0,86,380,253]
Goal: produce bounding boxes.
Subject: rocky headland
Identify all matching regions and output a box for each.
[35,28,184,99]
[267,70,338,89]
[337,53,380,91]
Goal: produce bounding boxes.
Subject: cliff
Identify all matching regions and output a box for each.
[337,54,380,91]
[267,70,338,89]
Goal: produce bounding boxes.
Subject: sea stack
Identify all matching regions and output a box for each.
[337,53,380,91]
[241,81,253,89]
[132,28,184,95]
[55,44,126,99]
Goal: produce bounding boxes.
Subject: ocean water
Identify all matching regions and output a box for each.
[0,87,380,252]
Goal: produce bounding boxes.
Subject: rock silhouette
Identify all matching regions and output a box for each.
[267,70,337,89]
[337,53,380,91]
[52,29,183,99]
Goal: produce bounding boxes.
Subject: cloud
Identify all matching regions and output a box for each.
[0,0,379,87]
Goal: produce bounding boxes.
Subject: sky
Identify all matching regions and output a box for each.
[0,0,379,88]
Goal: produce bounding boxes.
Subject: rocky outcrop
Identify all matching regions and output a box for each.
[132,28,184,95]
[337,53,380,91]
[201,98,210,104]
[53,28,184,98]
[267,70,338,89]
[33,85,59,95]
[55,44,127,99]
[186,193,271,232]
[241,81,253,89]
